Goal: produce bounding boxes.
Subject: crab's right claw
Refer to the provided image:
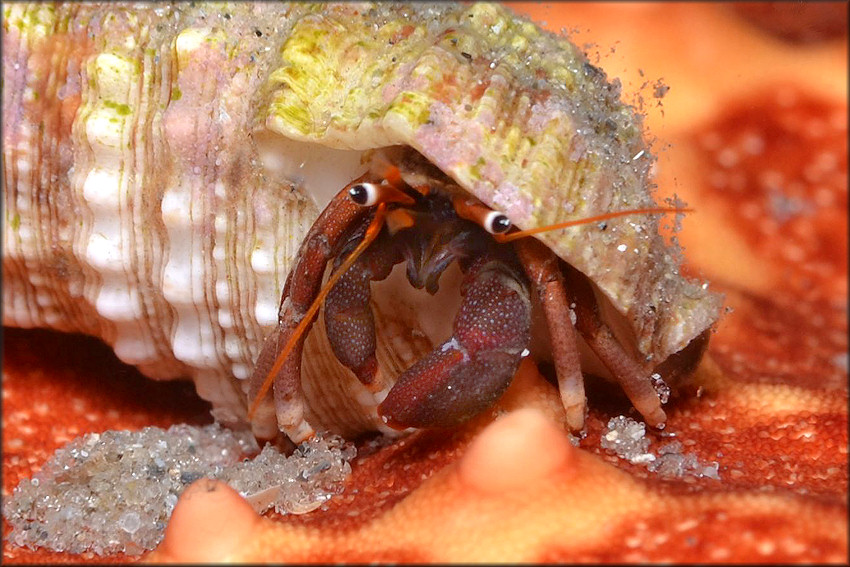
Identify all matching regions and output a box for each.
[378,257,532,429]
[378,347,522,429]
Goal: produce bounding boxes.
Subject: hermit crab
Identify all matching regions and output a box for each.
[247,146,716,443]
[2,2,723,444]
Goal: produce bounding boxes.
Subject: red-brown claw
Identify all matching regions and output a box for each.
[324,231,400,385]
[378,256,531,429]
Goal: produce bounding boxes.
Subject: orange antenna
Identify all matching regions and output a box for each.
[494,206,693,243]
[247,203,389,420]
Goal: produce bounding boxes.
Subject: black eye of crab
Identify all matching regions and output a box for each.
[483,210,512,234]
[348,182,380,207]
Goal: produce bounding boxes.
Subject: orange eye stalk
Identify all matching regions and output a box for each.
[348,181,416,208]
[452,197,513,234]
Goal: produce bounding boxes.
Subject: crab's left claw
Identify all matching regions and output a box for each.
[378,256,532,429]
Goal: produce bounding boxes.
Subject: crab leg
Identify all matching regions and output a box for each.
[378,254,532,429]
[513,238,587,432]
[562,264,667,428]
[247,181,372,441]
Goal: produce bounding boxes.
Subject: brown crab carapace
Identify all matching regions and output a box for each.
[247,151,708,442]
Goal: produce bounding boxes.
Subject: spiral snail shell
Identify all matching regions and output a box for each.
[2,2,723,440]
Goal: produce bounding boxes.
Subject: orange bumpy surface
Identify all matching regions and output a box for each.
[2,3,847,564]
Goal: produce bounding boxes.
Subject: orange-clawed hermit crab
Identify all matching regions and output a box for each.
[247,149,715,443]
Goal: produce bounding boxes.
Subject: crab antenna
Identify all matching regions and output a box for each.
[247,203,389,421]
[495,206,693,243]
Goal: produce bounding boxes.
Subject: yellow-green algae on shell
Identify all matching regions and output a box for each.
[262,2,723,363]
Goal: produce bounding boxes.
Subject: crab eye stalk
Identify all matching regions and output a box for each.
[484,211,512,234]
[451,196,513,235]
[348,179,417,208]
[348,183,380,207]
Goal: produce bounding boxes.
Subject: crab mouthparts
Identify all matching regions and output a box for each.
[399,218,488,295]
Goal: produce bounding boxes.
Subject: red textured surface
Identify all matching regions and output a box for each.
[3,2,847,564]
[693,91,847,303]
[732,2,849,44]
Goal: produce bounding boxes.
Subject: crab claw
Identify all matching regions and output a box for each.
[378,256,532,429]
[324,230,400,384]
